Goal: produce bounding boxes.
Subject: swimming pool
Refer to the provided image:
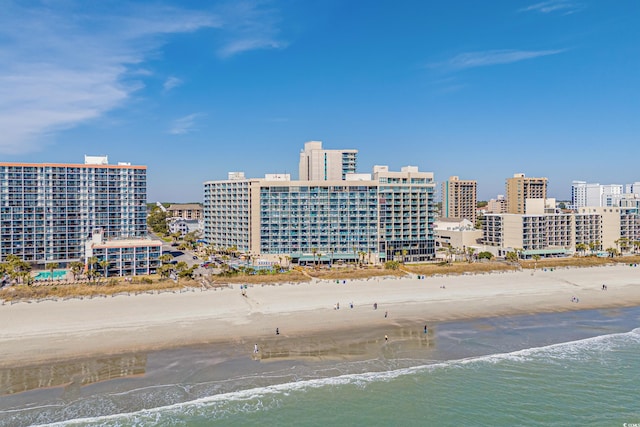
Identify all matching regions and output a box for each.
[34,270,67,280]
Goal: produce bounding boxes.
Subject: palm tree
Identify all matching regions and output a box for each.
[446,245,456,265]
[467,247,476,263]
[45,262,59,281]
[87,256,99,283]
[532,254,541,271]
[575,243,587,256]
[402,248,408,264]
[99,259,110,279]
[69,261,84,281]
[7,255,31,284]
[311,247,318,267]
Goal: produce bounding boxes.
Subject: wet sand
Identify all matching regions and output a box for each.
[1,264,639,368]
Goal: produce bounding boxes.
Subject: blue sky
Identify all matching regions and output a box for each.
[1,0,638,202]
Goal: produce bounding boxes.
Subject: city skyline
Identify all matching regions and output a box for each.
[1,0,639,202]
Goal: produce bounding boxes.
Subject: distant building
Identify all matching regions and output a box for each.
[85,229,161,277]
[298,141,358,181]
[487,195,506,214]
[168,217,202,237]
[166,203,203,220]
[505,173,547,214]
[441,176,477,224]
[483,199,640,258]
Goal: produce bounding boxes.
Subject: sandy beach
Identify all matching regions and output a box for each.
[1,264,639,368]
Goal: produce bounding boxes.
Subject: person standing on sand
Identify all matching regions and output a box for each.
[424,325,428,334]
[384,311,388,318]
[385,335,388,341]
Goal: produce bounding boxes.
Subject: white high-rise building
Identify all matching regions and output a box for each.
[571,181,602,209]
[298,141,357,181]
[0,156,147,265]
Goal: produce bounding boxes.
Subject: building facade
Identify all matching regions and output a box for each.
[166,203,203,220]
[85,230,161,277]
[484,203,640,257]
[204,166,436,263]
[441,176,477,224]
[0,156,147,265]
[505,173,547,214]
[298,141,358,181]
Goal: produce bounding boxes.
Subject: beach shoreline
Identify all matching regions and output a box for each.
[1,264,639,368]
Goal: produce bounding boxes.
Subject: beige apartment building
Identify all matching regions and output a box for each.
[441,176,477,224]
[166,203,203,220]
[298,141,358,181]
[506,173,547,214]
[483,199,640,258]
[487,195,506,214]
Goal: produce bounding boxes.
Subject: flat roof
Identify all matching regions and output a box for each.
[0,162,145,169]
[92,239,162,249]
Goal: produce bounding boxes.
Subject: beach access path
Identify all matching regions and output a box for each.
[1,264,639,367]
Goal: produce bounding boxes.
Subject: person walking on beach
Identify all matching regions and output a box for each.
[276,328,279,335]
[384,311,388,318]
[254,344,259,353]
[385,334,388,341]
[424,325,428,334]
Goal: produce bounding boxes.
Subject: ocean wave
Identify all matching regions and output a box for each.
[34,327,640,426]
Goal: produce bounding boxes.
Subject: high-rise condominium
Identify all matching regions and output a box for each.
[505,173,547,214]
[441,176,477,224]
[0,155,147,265]
[298,141,357,181]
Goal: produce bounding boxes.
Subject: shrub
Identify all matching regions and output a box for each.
[384,260,400,270]
[478,251,493,260]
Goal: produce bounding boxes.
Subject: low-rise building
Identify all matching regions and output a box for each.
[433,218,483,256]
[85,229,162,277]
[166,203,203,220]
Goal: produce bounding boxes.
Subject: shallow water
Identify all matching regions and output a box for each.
[2,307,639,426]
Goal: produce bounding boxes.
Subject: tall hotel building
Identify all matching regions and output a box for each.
[0,155,147,265]
[204,165,436,263]
[441,176,477,224]
[505,173,547,214]
[299,141,358,181]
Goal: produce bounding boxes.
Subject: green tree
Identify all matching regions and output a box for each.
[466,247,476,263]
[478,251,493,260]
[69,261,85,280]
[45,262,59,280]
[147,207,169,234]
[99,259,110,279]
[575,243,587,256]
[505,251,519,263]
[87,256,99,283]
[533,254,541,271]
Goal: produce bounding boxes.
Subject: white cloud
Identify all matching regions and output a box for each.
[0,1,287,154]
[520,1,584,14]
[169,113,205,135]
[433,49,566,71]
[163,76,183,92]
[214,1,287,58]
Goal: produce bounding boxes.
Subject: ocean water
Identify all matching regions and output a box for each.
[2,308,640,426]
